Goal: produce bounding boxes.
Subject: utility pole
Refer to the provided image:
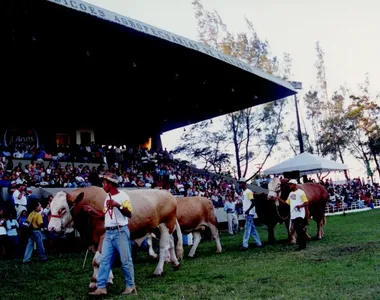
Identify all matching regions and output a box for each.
[290,81,304,154]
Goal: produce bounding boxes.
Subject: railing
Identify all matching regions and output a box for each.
[325,198,380,215]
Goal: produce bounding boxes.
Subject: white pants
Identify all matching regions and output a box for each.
[227,213,238,234]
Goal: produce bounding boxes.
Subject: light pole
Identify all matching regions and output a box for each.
[290,81,304,154]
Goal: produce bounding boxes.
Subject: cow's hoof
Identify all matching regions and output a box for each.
[153,269,163,276]
[172,263,180,271]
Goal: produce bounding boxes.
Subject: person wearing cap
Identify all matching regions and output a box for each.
[276,179,309,250]
[238,178,262,250]
[89,173,135,296]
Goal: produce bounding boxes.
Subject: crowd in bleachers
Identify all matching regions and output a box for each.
[319,178,380,212]
[0,143,241,203]
[0,143,247,258]
[1,143,379,258]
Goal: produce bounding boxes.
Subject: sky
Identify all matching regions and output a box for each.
[86,0,380,182]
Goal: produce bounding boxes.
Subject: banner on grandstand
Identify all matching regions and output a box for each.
[3,128,39,148]
[46,0,293,91]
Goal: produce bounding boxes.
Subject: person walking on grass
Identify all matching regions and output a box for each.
[89,173,135,296]
[238,178,262,250]
[23,201,47,263]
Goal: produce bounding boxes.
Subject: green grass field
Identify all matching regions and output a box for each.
[2,210,380,300]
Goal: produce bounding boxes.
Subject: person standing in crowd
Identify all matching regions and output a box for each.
[277,179,309,250]
[13,184,27,218]
[238,178,262,250]
[224,196,238,235]
[6,212,19,259]
[0,209,7,258]
[89,173,135,296]
[22,201,47,263]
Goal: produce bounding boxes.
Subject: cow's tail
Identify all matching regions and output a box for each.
[175,219,183,261]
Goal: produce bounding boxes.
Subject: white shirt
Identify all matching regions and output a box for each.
[6,219,19,236]
[242,188,255,215]
[286,189,308,220]
[103,190,131,227]
[0,219,6,235]
[13,190,27,206]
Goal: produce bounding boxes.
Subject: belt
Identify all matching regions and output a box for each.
[105,224,127,231]
[227,211,236,214]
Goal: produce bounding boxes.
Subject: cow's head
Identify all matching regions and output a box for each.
[48,191,85,233]
[278,178,292,201]
[267,177,282,200]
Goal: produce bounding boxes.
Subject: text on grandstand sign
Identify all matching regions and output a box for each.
[48,0,253,73]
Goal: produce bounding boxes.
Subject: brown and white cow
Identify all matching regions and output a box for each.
[148,196,222,258]
[47,186,183,291]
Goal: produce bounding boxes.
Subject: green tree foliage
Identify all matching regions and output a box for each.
[303,90,323,155]
[173,120,231,174]
[174,0,291,178]
[347,76,380,178]
[315,41,329,102]
[318,91,350,179]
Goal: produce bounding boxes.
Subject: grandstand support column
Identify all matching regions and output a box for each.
[152,132,163,152]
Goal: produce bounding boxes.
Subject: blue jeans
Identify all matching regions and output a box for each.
[97,226,135,288]
[23,230,47,262]
[242,215,262,248]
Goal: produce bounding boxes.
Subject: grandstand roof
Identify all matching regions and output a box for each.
[4,0,297,133]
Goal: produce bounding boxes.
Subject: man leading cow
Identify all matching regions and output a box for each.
[275,179,309,250]
[89,173,136,296]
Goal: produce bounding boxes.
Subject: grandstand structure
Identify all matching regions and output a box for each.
[3,0,296,150]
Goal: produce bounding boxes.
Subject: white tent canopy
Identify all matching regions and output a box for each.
[263,152,348,176]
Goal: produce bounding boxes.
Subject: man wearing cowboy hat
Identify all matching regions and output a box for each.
[89,173,136,296]
[276,179,309,250]
[238,178,262,250]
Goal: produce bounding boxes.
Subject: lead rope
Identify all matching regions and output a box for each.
[111,193,137,295]
[275,200,290,221]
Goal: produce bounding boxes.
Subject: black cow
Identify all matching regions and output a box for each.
[254,193,293,244]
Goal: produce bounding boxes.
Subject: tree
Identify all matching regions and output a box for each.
[302,42,331,157]
[173,121,231,174]
[348,77,380,178]
[345,103,374,182]
[318,92,350,180]
[315,41,329,103]
[283,124,313,156]
[190,0,290,179]
[303,90,323,155]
